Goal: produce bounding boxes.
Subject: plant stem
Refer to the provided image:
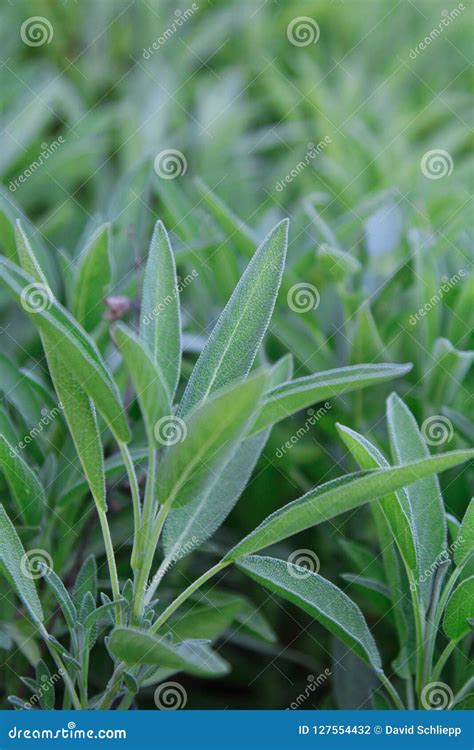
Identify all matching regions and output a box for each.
[131,448,158,622]
[431,637,460,683]
[379,673,405,710]
[424,563,463,683]
[118,442,141,573]
[39,624,82,711]
[97,507,122,625]
[150,559,231,634]
[407,571,425,699]
[98,664,125,710]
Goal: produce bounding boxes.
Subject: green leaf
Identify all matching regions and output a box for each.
[36,660,54,710]
[237,555,382,672]
[195,177,257,258]
[336,423,417,570]
[13,223,107,509]
[250,363,412,436]
[443,577,474,640]
[157,372,267,508]
[72,223,111,331]
[167,599,242,642]
[179,219,288,414]
[0,505,43,624]
[112,322,171,444]
[108,627,228,675]
[163,428,268,561]
[454,500,474,567]
[0,253,130,443]
[387,393,446,605]
[42,566,77,634]
[225,450,474,560]
[140,221,182,399]
[0,436,46,526]
[72,555,97,611]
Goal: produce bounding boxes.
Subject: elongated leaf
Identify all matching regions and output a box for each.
[13,226,107,511]
[73,555,97,610]
[163,355,291,561]
[113,322,171,444]
[0,255,130,442]
[36,660,54,710]
[238,555,382,672]
[108,627,228,675]
[157,372,267,508]
[167,599,242,642]
[455,500,474,567]
[443,577,474,640]
[179,219,288,414]
[387,393,446,605]
[42,566,77,634]
[0,505,43,624]
[336,424,417,570]
[140,221,181,398]
[72,223,111,331]
[250,363,412,436]
[195,178,257,258]
[0,436,45,526]
[225,450,474,560]
[163,428,269,561]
